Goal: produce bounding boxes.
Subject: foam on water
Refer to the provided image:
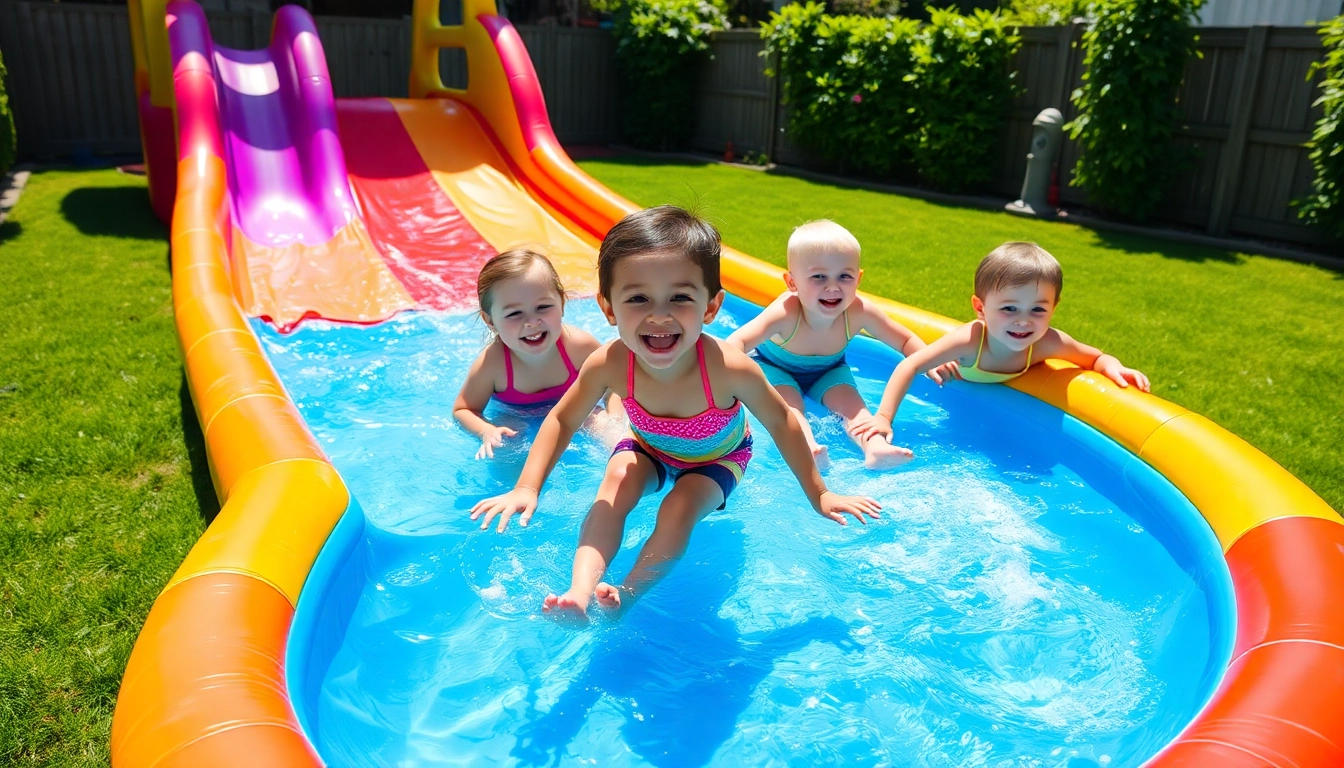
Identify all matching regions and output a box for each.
[257,298,1231,768]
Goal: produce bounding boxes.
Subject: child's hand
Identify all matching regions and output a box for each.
[818,491,882,526]
[470,486,540,533]
[926,360,962,386]
[1094,356,1151,393]
[476,425,518,460]
[847,412,893,444]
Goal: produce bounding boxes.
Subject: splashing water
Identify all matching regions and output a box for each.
[257,297,1232,768]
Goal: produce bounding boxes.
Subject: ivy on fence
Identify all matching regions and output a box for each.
[0,49,15,177]
[1066,0,1203,221]
[602,0,730,150]
[763,4,1018,192]
[1298,14,1344,242]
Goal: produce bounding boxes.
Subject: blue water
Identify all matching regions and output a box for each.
[257,297,1233,768]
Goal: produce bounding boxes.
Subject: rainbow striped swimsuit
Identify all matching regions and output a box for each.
[614,338,753,505]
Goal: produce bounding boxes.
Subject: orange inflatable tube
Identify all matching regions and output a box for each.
[112,0,1344,766]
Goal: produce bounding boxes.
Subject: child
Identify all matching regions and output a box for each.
[728,219,953,471]
[453,248,611,459]
[849,242,1151,451]
[470,206,881,618]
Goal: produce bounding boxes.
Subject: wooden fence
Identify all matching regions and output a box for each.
[0,0,1329,248]
[691,25,1329,248]
[0,1,619,157]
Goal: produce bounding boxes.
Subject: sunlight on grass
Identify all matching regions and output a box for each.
[0,170,207,766]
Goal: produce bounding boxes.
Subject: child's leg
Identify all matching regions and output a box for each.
[595,473,723,613]
[821,383,913,470]
[777,385,828,470]
[543,451,659,617]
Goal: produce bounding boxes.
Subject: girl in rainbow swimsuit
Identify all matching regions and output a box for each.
[471,206,880,618]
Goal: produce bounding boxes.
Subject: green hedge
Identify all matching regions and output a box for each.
[605,0,730,150]
[764,3,920,175]
[910,8,1020,190]
[0,48,16,177]
[1298,14,1344,242]
[1066,0,1203,220]
[763,4,1019,191]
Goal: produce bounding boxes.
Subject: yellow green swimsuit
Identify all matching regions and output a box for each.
[958,323,1034,384]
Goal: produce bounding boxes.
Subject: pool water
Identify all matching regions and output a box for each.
[257,297,1233,768]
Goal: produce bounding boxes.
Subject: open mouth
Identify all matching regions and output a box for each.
[819,297,843,309]
[520,330,548,348]
[1007,330,1033,340]
[641,333,680,353]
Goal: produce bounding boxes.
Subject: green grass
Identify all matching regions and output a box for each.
[0,170,210,766]
[576,156,1344,513]
[1,159,1340,765]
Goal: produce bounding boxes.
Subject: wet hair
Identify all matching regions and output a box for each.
[476,248,566,317]
[974,242,1063,301]
[597,205,722,299]
[787,219,861,268]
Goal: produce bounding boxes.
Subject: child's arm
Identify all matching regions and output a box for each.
[852,299,957,386]
[469,343,620,533]
[722,345,881,525]
[725,295,792,354]
[565,327,625,415]
[850,324,980,443]
[452,344,515,460]
[1036,330,1151,392]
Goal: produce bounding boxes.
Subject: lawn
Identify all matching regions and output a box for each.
[0,169,209,766]
[0,159,1340,765]
[576,156,1344,514]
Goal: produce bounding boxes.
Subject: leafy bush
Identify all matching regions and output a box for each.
[0,49,15,177]
[1298,14,1344,242]
[909,7,1020,190]
[1066,0,1203,220]
[828,0,904,18]
[764,3,920,175]
[603,0,730,149]
[765,4,1018,190]
[1008,0,1090,26]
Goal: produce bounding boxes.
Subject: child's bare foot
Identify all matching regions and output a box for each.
[809,442,830,472]
[863,438,913,470]
[594,582,623,611]
[542,590,590,619]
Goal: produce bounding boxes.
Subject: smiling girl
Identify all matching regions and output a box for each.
[453,249,610,459]
[470,206,881,618]
[849,241,1151,451]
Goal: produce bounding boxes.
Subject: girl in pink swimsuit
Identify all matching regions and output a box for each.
[453,249,611,460]
[472,207,882,619]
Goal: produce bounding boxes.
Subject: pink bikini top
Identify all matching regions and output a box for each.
[623,338,750,470]
[492,336,578,408]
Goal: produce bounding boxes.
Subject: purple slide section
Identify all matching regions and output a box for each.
[167,2,359,247]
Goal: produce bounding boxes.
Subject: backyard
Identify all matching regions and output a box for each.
[0,160,1341,765]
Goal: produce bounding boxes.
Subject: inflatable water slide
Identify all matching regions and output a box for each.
[112,0,1344,765]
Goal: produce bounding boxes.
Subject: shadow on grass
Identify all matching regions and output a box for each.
[179,374,221,524]
[0,219,20,245]
[1089,228,1245,265]
[60,186,166,240]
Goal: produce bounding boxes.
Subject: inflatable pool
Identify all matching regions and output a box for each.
[112,1,1344,766]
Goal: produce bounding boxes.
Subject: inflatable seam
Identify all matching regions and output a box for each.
[146,721,309,768]
[1228,637,1344,670]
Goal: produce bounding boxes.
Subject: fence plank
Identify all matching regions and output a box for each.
[1208,24,1268,236]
